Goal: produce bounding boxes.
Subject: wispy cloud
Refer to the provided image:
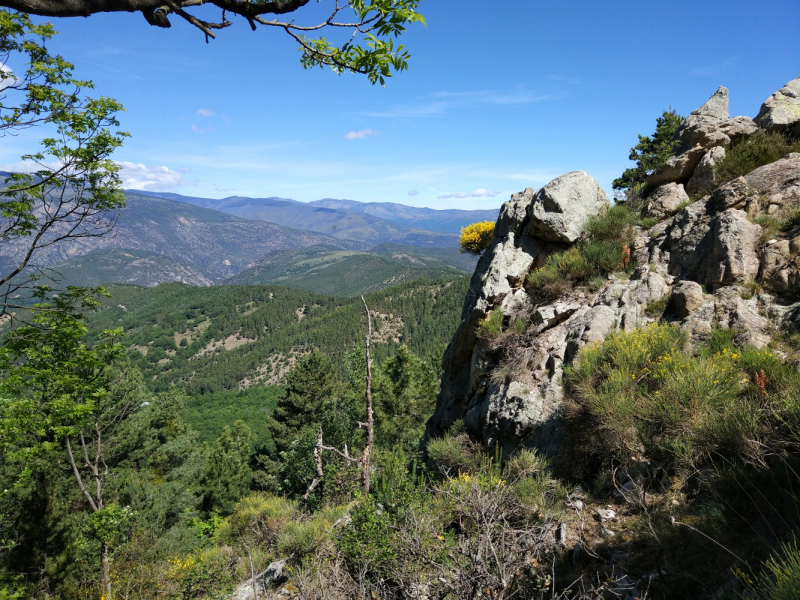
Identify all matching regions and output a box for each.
[437,188,500,199]
[345,129,378,140]
[81,59,145,81]
[197,108,215,117]
[366,88,566,118]
[407,189,419,196]
[118,162,186,191]
[688,57,737,77]
[191,124,214,134]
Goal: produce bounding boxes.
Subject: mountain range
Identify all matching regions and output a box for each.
[0,188,494,295]
[132,190,498,240]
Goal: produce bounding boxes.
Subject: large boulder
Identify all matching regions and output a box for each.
[643,182,689,219]
[231,559,287,600]
[670,280,705,317]
[755,75,800,133]
[686,146,726,196]
[524,171,609,243]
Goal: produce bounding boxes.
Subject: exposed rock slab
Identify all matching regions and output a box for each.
[428,108,800,457]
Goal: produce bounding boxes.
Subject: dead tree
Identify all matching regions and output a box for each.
[303,297,375,498]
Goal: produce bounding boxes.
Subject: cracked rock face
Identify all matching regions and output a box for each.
[426,137,800,457]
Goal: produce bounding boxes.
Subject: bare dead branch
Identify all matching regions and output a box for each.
[361,295,374,494]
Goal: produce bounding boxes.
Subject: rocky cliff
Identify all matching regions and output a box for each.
[426,75,800,457]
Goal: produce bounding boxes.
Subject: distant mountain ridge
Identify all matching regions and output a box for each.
[308,198,499,234]
[0,187,490,294]
[0,192,360,281]
[131,190,498,243]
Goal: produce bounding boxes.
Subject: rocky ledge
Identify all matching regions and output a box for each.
[425,76,800,457]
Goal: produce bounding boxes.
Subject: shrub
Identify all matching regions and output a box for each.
[585,204,638,243]
[217,493,298,547]
[714,130,800,186]
[476,308,504,340]
[782,206,800,232]
[458,220,495,255]
[564,323,800,477]
[526,205,639,302]
[746,540,800,600]
[644,296,669,317]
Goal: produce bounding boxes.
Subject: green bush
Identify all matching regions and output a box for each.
[714,130,800,186]
[476,308,504,340]
[562,323,800,474]
[526,205,639,302]
[746,540,800,600]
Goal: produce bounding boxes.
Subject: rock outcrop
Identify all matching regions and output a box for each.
[426,80,800,457]
[755,75,800,133]
[646,87,759,189]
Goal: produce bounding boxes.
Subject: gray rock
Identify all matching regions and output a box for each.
[495,187,534,238]
[646,146,707,188]
[714,287,771,348]
[755,75,800,133]
[231,559,287,600]
[667,203,760,288]
[499,288,531,317]
[595,507,616,522]
[671,281,705,317]
[743,155,800,218]
[686,146,725,196]
[705,210,761,285]
[525,171,609,243]
[643,183,689,219]
[672,86,729,153]
[712,177,749,211]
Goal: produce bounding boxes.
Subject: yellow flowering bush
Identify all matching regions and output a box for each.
[458,220,495,255]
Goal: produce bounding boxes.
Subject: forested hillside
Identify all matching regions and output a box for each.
[87,276,469,394]
[222,244,470,295]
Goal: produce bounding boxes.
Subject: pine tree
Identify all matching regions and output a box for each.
[267,350,341,453]
[612,108,684,196]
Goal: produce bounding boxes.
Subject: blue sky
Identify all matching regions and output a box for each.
[2,0,799,209]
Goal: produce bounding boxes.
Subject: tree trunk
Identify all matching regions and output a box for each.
[100,542,112,599]
[361,297,374,495]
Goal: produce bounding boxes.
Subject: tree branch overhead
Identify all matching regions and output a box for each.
[0,0,425,83]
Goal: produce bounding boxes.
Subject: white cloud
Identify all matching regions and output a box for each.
[0,63,16,91]
[191,124,214,134]
[345,129,377,140]
[118,162,185,191]
[197,108,215,117]
[366,88,567,118]
[437,188,500,199]
[407,189,420,196]
[688,57,737,77]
